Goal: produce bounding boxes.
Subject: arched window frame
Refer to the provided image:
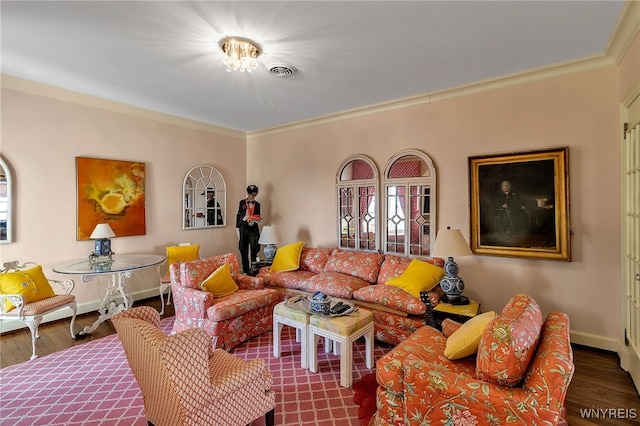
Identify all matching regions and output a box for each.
[382,149,437,257]
[336,155,379,252]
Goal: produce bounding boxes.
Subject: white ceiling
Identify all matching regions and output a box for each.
[0,1,626,133]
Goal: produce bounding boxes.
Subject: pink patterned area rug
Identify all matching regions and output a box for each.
[0,317,391,426]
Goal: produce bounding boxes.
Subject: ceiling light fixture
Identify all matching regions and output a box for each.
[219,36,262,73]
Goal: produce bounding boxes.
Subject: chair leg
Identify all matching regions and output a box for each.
[68,302,78,339]
[265,408,275,426]
[24,315,43,360]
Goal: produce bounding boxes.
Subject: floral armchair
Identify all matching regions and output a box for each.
[373,294,575,425]
[170,252,282,350]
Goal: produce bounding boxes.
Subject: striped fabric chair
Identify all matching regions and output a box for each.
[112,306,275,426]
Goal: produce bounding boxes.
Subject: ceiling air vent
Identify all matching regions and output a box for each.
[266,64,298,78]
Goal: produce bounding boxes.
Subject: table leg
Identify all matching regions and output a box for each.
[76,270,132,337]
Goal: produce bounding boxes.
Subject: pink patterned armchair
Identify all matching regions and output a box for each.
[170,253,282,350]
[112,306,275,426]
[373,294,575,425]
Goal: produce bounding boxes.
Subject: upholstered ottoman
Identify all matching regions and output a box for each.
[308,308,374,388]
[273,301,311,369]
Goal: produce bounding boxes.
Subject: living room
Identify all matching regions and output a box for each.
[0,0,639,422]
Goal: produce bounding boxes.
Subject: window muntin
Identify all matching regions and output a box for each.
[337,155,379,252]
[383,151,436,257]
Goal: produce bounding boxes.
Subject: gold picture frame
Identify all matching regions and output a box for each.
[468,147,570,261]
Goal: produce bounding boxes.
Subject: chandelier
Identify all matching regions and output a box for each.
[219,36,262,73]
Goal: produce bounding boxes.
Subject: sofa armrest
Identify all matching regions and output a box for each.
[235,273,264,290]
[441,318,463,337]
[399,354,564,424]
[171,283,216,318]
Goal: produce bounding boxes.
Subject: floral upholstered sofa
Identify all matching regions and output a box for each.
[170,253,283,350]
[258,246,445,346]
[373,294,575,425]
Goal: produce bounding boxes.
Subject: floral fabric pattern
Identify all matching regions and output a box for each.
[299,247,334,273]
[476,293,543,387]
[322,250,384,284]
[298,272,370,299]
[258,270,316,289]
[376,254,444,285]
[171,253,283,351]
[352,285,426,315]
[373,296,573,425]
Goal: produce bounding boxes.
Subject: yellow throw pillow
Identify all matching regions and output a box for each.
[444,311,497,360]
[0,265,56,311]
[164,244,200,281]
[200,263,238,297]
[269,241,305,272]
[385,258,445,298]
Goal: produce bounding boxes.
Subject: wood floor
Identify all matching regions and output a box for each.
[2,297,639,425]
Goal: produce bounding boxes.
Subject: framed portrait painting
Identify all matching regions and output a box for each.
[76,157,146,240]
[468,147,570,261]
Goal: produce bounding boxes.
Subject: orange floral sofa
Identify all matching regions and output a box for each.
[258,247,445,346]
[373,294,575,425]
[170,253,283,350]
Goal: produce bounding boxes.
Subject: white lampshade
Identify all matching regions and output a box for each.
[258,225,281,245]
[90,223,116,239]
[431,227,473,258]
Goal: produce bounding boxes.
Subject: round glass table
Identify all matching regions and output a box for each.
[54,254,166,337]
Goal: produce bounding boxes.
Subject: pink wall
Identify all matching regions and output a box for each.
[0,88,247,309]
[248,67,622,348]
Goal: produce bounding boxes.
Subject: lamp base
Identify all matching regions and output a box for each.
[444,294,470,305]
[263,244,277,263]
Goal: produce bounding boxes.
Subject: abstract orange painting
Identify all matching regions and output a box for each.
[76,157,146,240]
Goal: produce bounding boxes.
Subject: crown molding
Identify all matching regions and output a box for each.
[249,54,615,139]
[605,0,640,65]
[0,74,246,140]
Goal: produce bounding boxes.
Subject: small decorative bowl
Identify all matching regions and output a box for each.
[309,292,331,314]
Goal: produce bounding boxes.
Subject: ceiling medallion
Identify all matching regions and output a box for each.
[219,36,262,73]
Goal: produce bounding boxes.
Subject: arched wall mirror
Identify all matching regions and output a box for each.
[0,156,12,243]
[183,165,226,230]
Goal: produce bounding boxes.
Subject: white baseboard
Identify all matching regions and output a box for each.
[0,288,162,333]
[570,330,620,352]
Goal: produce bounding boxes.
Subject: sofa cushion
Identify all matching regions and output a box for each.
[206,289,281,322]
[476,294,543,387]
[298,272,370,299]
[377,254,445,285]
[352,284,426,315]
[180,254,241,289]
[260,270,316,290]
[322,250,384,284]
[444,311,496,360]
[299,247,334,273]
[270,241,305,272]
[386,258,444,298]
[200,263,238,297]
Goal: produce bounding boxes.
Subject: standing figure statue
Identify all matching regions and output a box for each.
[236,185,262,273]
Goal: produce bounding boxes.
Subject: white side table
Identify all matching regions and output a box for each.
[308,308,374,388]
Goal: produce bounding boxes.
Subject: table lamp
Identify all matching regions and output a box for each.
[89,223,115,265]
[431,226,473,305]
[258,225,281,262]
